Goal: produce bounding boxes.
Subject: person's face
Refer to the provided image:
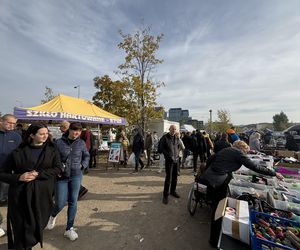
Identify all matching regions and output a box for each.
[169,126,176,136]
[30,128,49,144]
[60,126,68,133]
[1,117,17,131]
[68,129,82,139]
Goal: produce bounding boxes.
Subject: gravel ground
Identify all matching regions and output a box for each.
[0,163,214,250]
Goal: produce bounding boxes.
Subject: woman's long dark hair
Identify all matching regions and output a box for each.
[20,123,51,147]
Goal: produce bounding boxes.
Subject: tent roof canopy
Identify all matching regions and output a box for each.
[180,124,196,132]
[14,94,126,125]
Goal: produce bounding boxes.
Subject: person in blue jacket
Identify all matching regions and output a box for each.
[0,114,22,237]
[47,122,89,241]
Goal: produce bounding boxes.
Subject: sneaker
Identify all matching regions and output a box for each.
[170,192,180,198]
[0,228,5,237]
[64,227,78,241]
[46,216,56,230]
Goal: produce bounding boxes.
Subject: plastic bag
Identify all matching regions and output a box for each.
[128,153,135,165]
[186,155,193,167]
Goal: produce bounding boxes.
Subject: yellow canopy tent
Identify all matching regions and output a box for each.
[14,94,126,125]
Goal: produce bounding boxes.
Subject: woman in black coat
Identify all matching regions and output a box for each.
[0,123,62,250]
[200,140,284,248]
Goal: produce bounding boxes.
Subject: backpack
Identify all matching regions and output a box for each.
[157,137,164,154]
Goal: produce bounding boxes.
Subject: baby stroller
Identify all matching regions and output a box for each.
[187,175,211,216]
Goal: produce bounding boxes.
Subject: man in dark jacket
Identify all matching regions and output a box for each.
[145,131,153,167]
[192,130,207,172]
[158,125,180,204]
[181,132,193,167]
[0,114,22,237]
[132,128,145,172]
[213,132,231,153]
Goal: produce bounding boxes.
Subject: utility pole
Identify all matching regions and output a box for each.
[74,85,80,98]
[209,109,212,134]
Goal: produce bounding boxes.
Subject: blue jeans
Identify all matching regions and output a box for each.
[52,174,82,230]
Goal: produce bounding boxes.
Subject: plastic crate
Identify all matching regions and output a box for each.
[229,184,268,201]
[250,210,300,250]
[260,200,291,219]
[230,179,269,191]
[232,173,278,187]
[267,190,300,215]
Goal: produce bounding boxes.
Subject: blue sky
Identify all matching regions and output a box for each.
[1,0,299,125]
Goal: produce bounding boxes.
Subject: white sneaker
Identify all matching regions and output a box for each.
[64,227,78,241]
[46,216,56,230]
[0,228,5,237]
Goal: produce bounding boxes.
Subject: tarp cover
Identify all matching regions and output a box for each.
[180,124,196,132]
[14,94,126,125]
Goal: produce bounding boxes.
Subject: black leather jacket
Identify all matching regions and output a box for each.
[201,147,276,188]
[159,133,179,163]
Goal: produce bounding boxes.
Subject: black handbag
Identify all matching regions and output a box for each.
[61,151,71,178]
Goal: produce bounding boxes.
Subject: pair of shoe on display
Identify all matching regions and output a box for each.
[47,216,78,241]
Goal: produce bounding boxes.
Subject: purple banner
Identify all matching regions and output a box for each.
[14,107,127,125]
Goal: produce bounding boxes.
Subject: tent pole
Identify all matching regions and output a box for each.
[97,124,100,135]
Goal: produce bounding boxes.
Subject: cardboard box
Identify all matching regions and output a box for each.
[275,150,296,158]
[215,197,249,244]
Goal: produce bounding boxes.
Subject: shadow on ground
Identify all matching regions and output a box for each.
[0,169,214,250]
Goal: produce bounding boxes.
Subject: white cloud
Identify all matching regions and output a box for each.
[0,0,299,124]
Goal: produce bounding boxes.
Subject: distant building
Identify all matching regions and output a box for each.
[168,108,183,122]
[168,108,203,128]
[188,119,204,130]
[154,106,167,119]
[182,110,189,119]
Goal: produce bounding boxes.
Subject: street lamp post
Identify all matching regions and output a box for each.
[16,100,23,107]
[209,109,212,134]
[74,85,80,98]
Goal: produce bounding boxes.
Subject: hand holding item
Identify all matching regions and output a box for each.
[19,170,39,182]
[275,172,284,181]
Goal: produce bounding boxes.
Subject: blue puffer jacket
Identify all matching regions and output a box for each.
[0,130,22,169]
[56,135,90,177]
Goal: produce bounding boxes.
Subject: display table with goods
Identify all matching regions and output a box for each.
[250,210,300,249]
[220,154,300,249]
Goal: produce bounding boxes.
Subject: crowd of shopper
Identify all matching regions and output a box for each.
[0,114,298,249]
[0,115,92,249]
